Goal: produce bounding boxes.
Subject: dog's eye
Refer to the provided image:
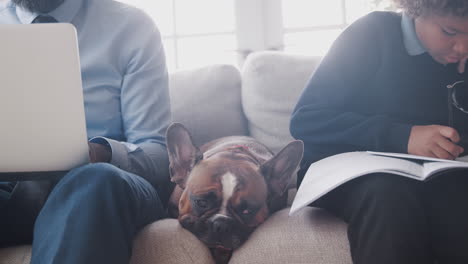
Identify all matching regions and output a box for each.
[237,201,259,218]
[242,209,253,215]
[240,206,259,217]
[194,199,209,209]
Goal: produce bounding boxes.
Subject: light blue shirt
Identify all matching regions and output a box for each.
[0,0,171,185]
[401,13,426,56]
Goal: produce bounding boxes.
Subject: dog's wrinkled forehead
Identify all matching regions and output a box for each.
[203,147,264,166]
[186,156,268,202]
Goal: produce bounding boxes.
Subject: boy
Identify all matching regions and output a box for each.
[291,0,468,263]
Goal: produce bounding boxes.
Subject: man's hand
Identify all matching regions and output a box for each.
[408,125,464,160]
[88,142,112,163]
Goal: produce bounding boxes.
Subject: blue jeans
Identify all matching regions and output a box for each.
[7,163,165,264]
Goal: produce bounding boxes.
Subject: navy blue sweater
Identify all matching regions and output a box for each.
[290,11,468,183]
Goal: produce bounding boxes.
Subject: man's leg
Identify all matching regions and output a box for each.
[30,163,165,264]
[0,182,15,201]
[424,170,468,264]
[0,180,53,247]
[0,182,16,243]
[312,173,432,264]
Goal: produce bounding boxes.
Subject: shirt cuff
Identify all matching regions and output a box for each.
[382,123,413,153]
[89,136,130,170]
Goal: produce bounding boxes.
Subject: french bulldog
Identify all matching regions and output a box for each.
[166,123,304,264]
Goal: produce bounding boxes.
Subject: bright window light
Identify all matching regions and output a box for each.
[177,35,237,69]
[116,0,396,70]
[175,0,235,35]
[282,0,343,28]
[282,0,396,56]
[284,29,342,57]
[346,0,396,23]
[117,0,236,72]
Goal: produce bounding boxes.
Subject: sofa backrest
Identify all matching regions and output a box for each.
[241,51,322,154]
[169,51,322,154]
[169,64,248,146]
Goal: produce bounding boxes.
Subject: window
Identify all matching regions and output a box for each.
[118,0,237,72]
[281,0,396,56]
[118,0,396,71]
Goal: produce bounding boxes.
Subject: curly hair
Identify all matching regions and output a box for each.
[393,0,468,17]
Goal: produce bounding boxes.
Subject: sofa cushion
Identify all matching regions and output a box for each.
[130,219,214,264]
[130,207,351,264]
[229,207,352,264]
[170,64,248,146]
[241,51,321,154]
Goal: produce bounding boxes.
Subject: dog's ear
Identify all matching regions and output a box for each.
[260,140,304,197]
[166,123,203,189]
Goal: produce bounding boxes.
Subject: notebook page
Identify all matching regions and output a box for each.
[290,152,424,216]
[423,161,468,178]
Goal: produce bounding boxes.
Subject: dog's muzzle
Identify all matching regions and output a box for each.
[209,214,235,234]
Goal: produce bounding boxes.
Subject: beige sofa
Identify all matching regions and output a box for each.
[0,51,352,264]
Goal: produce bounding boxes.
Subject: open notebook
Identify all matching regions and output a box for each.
[290,151,468,216]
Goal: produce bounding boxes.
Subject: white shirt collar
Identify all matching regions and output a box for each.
[401,12,426,56]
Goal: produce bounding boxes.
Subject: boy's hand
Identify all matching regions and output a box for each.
[88,142,112,163]
[408,125,464,160]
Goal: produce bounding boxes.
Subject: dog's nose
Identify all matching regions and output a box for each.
[210,215,234,233]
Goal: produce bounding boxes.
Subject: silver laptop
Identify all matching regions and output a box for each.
[0,23,89,176]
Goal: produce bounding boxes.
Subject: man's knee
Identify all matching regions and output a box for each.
[70,162,126,179]
[60,163,151,196]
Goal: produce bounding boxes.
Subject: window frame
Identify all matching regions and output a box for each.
[120,0,394,70]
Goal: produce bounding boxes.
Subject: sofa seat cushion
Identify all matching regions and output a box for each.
[241,51,321,154]
[130,207,351,264]
[170,64,248,146]
[229,207,352,264]
[130,219,215,264]
[0,245,31,264]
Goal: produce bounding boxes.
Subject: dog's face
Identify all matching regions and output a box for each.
[178,151,270,250]
[166,123,303,261]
